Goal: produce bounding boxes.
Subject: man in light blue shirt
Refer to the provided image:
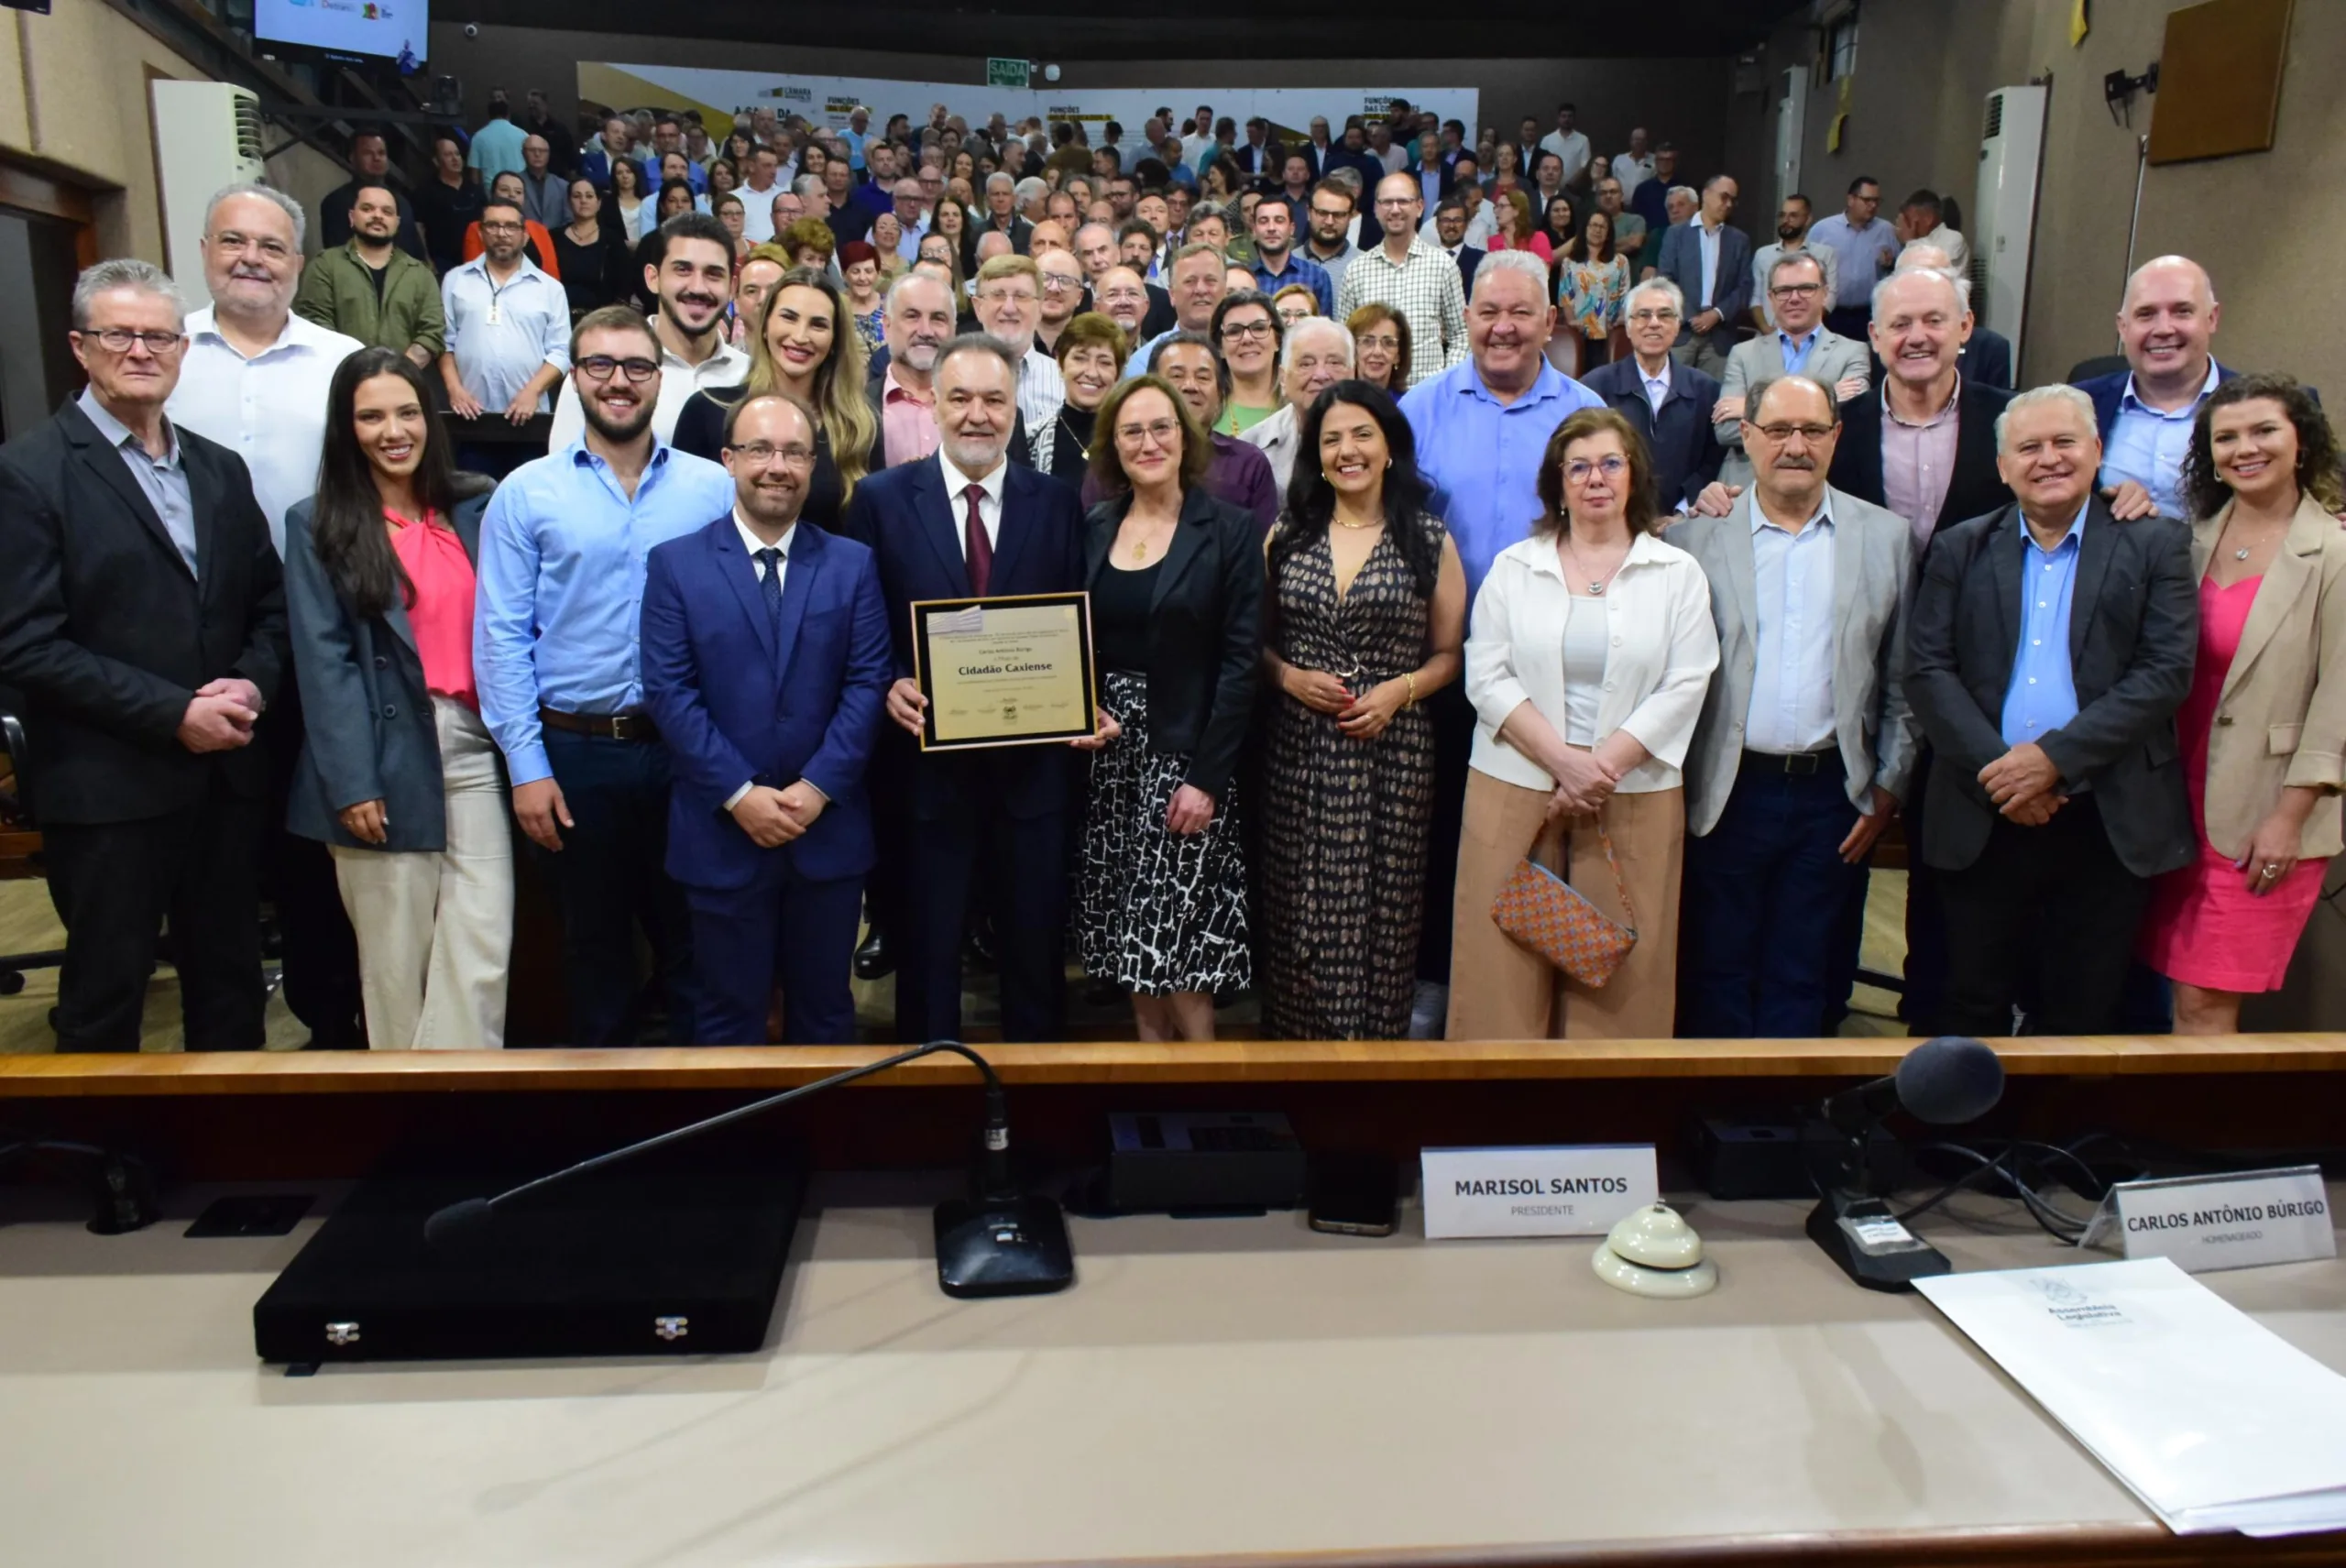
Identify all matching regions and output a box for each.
[465,104,530,187]
[2001,499,2086,751]
[440,199,569,476]
[1399,252,1602,598]
[1806,175,1899,341]
[1675,374,1916,1037]
[2080,254,2232,521]
[473,306,736,1047]
[1398,250,1603,1028]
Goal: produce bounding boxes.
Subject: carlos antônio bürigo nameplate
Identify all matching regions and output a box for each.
[910,592,1099,751]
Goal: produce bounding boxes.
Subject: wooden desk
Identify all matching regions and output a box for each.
[2,1179,2342,1565]
[5,1038,2345,1186]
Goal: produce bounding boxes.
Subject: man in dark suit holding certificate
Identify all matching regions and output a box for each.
[841,334,1092,1044]
[640,392,893,1044]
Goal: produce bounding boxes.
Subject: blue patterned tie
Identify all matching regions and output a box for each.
[755,546,784,636]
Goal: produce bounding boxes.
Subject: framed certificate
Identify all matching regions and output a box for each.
[909,591,1099,751]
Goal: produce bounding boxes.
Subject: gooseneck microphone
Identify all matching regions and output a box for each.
[424,1040,1069,1298]
[1807,1036,2007,1293]
[1821,1034,2007,1134]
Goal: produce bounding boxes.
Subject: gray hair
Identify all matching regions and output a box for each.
[1326,166,1365,193]
[1472,247,1551,299]
[1894,244,1973,308]
[884,269,952,313]
[935,331,1022,381]
[1626,275,1685,319]
[792,173,824,199]
[1014,176,1049,203]
[1279,314,1354,373]
[1742,372,1838,429]
[1665,183,1698,207]
[71,258,187,332]
[204,181,306,252]
[986,171,1014,192]
[1766,249,1827,291]
[1871,264,1968,321]
[1994,384,2098,453]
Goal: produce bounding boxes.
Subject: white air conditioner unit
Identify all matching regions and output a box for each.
[151,80,266,310]
[1972,84,2047,367]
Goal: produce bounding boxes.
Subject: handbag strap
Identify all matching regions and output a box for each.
[1529,802,1639,933]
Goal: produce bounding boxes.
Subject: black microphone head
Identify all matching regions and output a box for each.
[423,1197,495,1249]
[1894,1036,2005,1124]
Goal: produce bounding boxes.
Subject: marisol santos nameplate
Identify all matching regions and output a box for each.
[911,592,1099,751]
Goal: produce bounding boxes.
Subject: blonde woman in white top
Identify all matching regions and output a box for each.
[1450,405,1719,1040]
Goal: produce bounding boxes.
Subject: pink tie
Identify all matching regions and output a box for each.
[963,483,992,598]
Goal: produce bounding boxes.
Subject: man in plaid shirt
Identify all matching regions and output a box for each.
[1334,172,1467,386]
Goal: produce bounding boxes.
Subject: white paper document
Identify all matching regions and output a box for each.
[1915,1258,2346,1536]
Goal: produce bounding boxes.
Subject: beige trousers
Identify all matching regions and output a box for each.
[1447,769,1683,1041]
[330,696,513,1049]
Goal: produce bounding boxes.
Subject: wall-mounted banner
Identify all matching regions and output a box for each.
[580,62,1478,154]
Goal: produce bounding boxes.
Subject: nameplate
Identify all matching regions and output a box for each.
[1420,1146,1658,1239]
[2110,1167,2336,1274]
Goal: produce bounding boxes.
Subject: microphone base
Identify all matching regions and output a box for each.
[1806,1190,1952,1293]
[934,1195,1075,1298]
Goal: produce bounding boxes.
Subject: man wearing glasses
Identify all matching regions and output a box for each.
[640,391,891,1043]
[970,253,1065,442]
[439,197,568,477]
[473,306,736,1047]
[549,213,745,451]
[1334,172,1466,386]
[0,259,289,1052]
[1710,251,1870,488]
[1671,373,1917,1038]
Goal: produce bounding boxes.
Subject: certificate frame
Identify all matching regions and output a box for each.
[908,590,1099,751]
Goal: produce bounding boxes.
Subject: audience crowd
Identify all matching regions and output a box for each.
[0,88,2337,1053]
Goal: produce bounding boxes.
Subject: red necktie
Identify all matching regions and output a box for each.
[963,483,992,598]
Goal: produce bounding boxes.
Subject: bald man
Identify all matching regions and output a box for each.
[2072,255,2231,521]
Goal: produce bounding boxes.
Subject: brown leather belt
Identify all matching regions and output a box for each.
[539,706,660,742]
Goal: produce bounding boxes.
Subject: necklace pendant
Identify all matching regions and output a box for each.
[2235,547,2252,561]
[1589,580,1606,596]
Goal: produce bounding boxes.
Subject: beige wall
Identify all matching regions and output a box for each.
[0,3,342,266]
[1729,0,2340,389]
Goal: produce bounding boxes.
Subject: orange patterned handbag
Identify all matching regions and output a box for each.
[1488,814,1639,987]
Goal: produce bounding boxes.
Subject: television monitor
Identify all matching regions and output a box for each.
[253,0,427,66]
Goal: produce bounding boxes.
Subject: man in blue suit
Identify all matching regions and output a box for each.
[842,334,1094,1044]
[1579,277,1727,511]
[641,393,893,1044]
[1651,175,1753,378]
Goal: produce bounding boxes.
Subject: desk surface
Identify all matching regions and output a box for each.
[4,1180,2343,1566]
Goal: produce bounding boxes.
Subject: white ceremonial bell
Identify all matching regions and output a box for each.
[1592,1201,1718,1299]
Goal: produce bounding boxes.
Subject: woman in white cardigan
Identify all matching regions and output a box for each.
[1449,406,1719,1040]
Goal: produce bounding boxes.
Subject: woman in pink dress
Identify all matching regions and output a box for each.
[2138,375,2346,1033]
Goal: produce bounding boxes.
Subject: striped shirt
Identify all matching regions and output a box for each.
[1334,233,1467,387]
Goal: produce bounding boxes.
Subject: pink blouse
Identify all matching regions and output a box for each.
[387,510,478,709]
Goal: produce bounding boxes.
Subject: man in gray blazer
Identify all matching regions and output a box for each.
[1905,385,2197,1037]
[1711,252,1871,488]
[1673,374,1917,1037]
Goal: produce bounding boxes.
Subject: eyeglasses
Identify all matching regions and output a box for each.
[1373,197,1419,210]
[1041,274,1083,292]
[208,231,292,260]
[1565,456,1628,482]
[577,356,660,383]
[1115,419,1179,448]
[1769,282,1823,299]
[1355,333,1399,352]
[1221,319,1275,340]
[82,328,186,355]
[1749,422,1836,443]
[978,288,1038,306]
[726,442,817,467]
[1628,308,1680,324]
[480,221,524,234]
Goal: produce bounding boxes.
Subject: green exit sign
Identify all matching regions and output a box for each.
[987,57,1029,88]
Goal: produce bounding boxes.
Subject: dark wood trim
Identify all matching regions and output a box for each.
[0,159,94,226]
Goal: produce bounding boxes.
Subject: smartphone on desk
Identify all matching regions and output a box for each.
[1307,1154,1398,1237]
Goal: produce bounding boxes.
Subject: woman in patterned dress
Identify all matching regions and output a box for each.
[1258,382,1466,1038]
[1077,376,1266,1040]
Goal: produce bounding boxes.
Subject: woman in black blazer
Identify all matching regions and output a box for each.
[281,349,510,1050]
[1077,373,1264,1040]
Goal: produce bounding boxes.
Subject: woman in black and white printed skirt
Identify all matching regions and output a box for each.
[1077,372,1265,1040]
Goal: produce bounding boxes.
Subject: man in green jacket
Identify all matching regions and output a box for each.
[293,184,445,368]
